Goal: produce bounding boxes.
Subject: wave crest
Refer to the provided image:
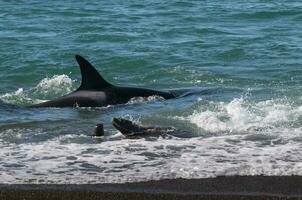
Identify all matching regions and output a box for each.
[32,74,75,99]
[187,97,301,136]
[0,74,75,106]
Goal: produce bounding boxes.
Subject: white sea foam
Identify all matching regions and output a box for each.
[186,97,302,136]
[0,88,38,105]
[0,132,302,184]
[1,85,302,184]
[127,95,165,104]
[0,74,75,106]
[32,74,75,99]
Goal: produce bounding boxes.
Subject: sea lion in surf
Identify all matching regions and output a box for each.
[112,117,177,138]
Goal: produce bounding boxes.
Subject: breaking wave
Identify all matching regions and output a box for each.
[181,97,302,141]
[32,74,75,99]
[0,75,75,106]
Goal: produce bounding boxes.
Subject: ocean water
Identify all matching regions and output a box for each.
[1,1,302,183]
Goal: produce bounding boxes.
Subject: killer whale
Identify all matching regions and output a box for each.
[30,55,176,108]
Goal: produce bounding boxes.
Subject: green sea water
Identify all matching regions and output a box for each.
[0,1,302,183]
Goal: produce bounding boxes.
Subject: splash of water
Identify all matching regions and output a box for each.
[128,95,165,105]
[186,97,302,137]
[32,74,75,99]
[0,74,75,106]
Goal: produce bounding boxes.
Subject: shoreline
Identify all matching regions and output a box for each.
[1,176,302,200]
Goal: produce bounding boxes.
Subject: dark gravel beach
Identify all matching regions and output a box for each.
[1,176,302,200]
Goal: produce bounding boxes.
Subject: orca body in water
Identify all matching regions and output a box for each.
[31,55,176,108]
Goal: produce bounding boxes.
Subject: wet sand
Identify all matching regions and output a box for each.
[1,176,302,200]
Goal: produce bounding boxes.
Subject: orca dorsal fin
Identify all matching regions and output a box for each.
[75,55,112,90]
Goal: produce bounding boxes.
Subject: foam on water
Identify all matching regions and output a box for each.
[0,95,302,184]
[127,96,165,105]
[32,74,75,99]
[0,74,75,106]
[1,74,302,184]
[0,88,37,105]
[1,131,302,184]
[186,97,302,138]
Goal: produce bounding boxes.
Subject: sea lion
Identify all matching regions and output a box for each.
[94,123,105,136]
[112,117,176,137]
